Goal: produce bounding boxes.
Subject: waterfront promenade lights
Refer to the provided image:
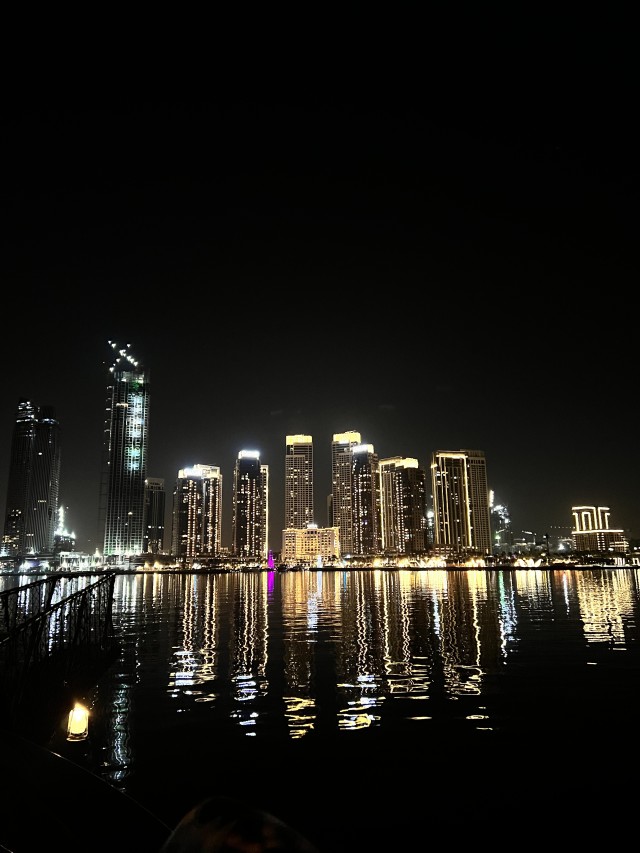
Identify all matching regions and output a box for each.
[67,702,89,741]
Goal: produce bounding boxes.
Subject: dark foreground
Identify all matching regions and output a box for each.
[2,720,636,852]
[125,723,639,851]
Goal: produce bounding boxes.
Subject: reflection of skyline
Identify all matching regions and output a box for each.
[572,569,639,647]
[279,571,324,739]
[74,566,640,792]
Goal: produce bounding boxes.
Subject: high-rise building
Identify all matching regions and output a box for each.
[260,461,269,558]
[431,449,492,556]
[330,430,361,556]
[2,398,61,557]
[53,505,76,554]
[98,342,150,560]
[351,443,381,557]
[489,490,513,554]
[284,434,314,530]
[171,465,223,561]
[232,450,267,561]
[143,477,166,554]
[379,456,428,556]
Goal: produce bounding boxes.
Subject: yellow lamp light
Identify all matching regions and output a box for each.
[67,702,89,741]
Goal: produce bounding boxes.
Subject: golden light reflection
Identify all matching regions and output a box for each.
[284,697,316,739]
[97,566,640,762]
[572,569,634,646]
[337,707,379,731]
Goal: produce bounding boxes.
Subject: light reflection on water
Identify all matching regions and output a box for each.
[25,567,640,800]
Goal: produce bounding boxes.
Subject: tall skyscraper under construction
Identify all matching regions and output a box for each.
[2,398,61,557]
[98,342,150,560]
[431,449,492,556]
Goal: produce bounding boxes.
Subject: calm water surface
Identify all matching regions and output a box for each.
[14,567,640,849]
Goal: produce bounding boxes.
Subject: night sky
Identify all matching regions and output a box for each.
[2,57,636,552]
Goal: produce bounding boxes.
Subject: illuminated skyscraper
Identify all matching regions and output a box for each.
[53,505,76,554]
[260,461,269,557]
[431,449,492,556]
[351,443,381,557]
[2,398,61,557]
[330,430,361,556]
[232,450,268,561]
[489,490,513,554]
[171,465,223,561]
[143,477,166,554]
[99,342,150,559]
[285,434,314,530]
[379,457,428,556]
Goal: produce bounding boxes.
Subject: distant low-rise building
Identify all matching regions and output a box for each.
[281,524,340,565]
[571,506,628,554]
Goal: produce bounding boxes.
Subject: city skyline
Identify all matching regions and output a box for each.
[0,372,633,554]
[1,99,636,549]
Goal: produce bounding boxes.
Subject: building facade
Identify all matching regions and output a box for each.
[2,398,61,557]
[281,524,340,565]
[379,456,428,556]
[260,461,269,558]
[330,430,361,557]
[571,505,628,554]
[351,443,381,557]
[143,477,166,554]
[171,465,223,561]
[232,450,268,561]
[99,342,150,559]
[284,434,314,530]
[431,449,492,556]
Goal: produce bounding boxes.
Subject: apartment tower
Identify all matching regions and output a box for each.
[2,398,61,557]
[379,456,428,556]
[98,342,150,559]
[431,449,492,556]
[330,430,361,557]
[171,465,223,561]
[351,443,382,557]
[232,450,268,561]
[284,434,314,529]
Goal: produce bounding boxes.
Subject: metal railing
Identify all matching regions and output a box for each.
[0,573,117,730]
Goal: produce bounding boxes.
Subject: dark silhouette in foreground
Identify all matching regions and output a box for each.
[160,796,320,853]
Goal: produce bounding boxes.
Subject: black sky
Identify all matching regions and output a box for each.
[1,45,637,552]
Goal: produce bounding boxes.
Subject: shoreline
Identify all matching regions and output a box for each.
[1,561,637,577]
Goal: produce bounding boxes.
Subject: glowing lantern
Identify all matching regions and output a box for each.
[67,702,89,741]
